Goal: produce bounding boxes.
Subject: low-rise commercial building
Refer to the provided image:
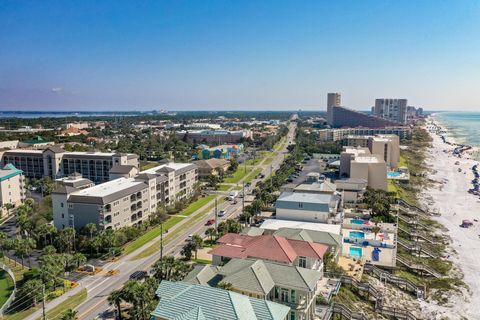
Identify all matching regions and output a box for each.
[0,147,138,183]
[52,162,198,230]
[196,143,244,159]
[0,164,25,216]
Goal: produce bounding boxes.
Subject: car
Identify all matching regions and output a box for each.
[206,219,216,226]
[245,182,251,188]
[287,178,293,182]
[130,270,148,280]
[185,234,193,241]
[218,210,226,217]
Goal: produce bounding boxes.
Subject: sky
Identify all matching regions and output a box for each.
[1,0,480,111]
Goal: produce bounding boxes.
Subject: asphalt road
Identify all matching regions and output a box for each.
[24,122,296,320]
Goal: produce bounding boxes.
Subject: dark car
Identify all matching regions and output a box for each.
[206,219,216,226]
[130,270,148,280]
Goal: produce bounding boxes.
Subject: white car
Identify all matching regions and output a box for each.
[218,210,226,217]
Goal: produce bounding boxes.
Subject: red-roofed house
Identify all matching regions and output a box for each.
[210,234,327,272]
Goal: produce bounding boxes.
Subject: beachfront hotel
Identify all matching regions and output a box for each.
[52,162,198,230]
[316,127,411,142]
[345,134,400,170]
[0,146,139,183]
[339,147,388,190]
[373,98,408,124]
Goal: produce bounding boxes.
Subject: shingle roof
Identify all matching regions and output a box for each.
[152,280,290,320]
[211,233,328,263]
[109,164,137,174]
[273,227,342,247]
[194,158,230,169]
[183,264,222,287]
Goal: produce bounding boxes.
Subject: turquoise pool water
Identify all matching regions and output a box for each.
[349,247,363,258]
[387,171,401,178]
[351,219,365,224]
[349,231,365,239]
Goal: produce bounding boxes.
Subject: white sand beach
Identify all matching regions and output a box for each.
[419,118,480,319]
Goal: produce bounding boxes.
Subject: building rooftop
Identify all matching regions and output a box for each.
[152,280,290,320]
[260,219,342,235]
[68,177,146,205]
[0,164,23,181]
[210,233,328,263]
[277,191,333,205]
[352,156,384,164]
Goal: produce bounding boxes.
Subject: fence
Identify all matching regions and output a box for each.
[0,263,16,316]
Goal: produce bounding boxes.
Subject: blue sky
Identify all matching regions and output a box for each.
[1,0,479,111]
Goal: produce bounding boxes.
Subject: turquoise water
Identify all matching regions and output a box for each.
[349,247,363,258]
[387,171,401,178]
[349,231,365,239]
[435,112,480,147]
[351,219,365,224]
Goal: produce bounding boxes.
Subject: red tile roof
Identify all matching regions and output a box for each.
[211,233,328,264]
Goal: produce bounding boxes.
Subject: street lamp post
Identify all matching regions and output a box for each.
[69,214,76,252]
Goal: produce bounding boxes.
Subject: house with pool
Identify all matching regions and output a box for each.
[341,218,397,268]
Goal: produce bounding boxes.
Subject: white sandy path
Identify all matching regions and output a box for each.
[419,121,480,319]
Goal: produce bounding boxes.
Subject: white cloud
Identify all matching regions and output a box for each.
[51,87,62,93]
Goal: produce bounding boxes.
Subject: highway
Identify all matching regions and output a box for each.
[25,122,296,320]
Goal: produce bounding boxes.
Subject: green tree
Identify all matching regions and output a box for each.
[217,282,233,291]
[108,289,124,320]
[73,252,87,268]
[56,227,76,253]
[205,228,217,242]
[60,309,78,320]
[181,241,195,260]
[191,234,203,260]
[16,279,44,307]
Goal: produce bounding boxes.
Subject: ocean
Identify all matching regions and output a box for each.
[434,112,480,147]
[0,111,146,118]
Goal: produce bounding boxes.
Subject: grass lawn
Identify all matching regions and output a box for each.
[245,158,262,166]
[388,180,399,193]
[182,195,216,216]
[43,289,87,320]
[223,167,249,183]
[217,184,232,191]
[399,154,408,167]
[0,270,14,309]
[139,161,159,171]
[0,257,29,281]
[123,195,216,255]
[263,157,274,165]
[4,308,39,320]
[244,168,262,183]
[192,259,212,264]
[123,216,185,255]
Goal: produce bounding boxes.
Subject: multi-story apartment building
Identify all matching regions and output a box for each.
[340,147,388,190]
[0,164,25,216]
[317,127,410,142]
[52,162,198,230]
[326,92,342,125]
[0,146,138,183]
[373,98,408,124]
[345,134,400,169]
[327,105,402,128]
[175,129,252,144]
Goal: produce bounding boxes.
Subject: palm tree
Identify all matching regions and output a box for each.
[371,225,382,240]
[108,289,124,320]
[205,228,217,242]
[0,231,6,259]
[73,252,87,268]
[85,223,97,240]
[60,308,78,320]
[191,234,203,260]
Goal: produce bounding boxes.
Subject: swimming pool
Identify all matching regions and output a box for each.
[349,247,363,258]
[350,219,365,224]
[387,171,401,178]
[349,231,365,239]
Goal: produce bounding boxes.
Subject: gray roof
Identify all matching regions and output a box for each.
[45,146,65,154]
[109,165,136,174]
[276,191,333,212]
[273,227,342,247]
[240,227,265,236]
[219,258,322,293]
[183,264,222,286]
[174,163,198,176]
[52,184,77,195]
[67,181,147,205]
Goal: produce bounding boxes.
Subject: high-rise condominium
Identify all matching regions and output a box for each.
[374,99,408,124]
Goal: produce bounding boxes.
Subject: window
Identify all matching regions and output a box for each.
[280,289,289,303]
[68,203,74,209]
[290,290,296,304]
[61,203,64,208]
[299,256,307,268]
[298,203,303,208]
[290,311,296,320]
[61,213,64,219]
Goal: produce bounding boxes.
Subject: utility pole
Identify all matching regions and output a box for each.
[270,164,273,189]
[42,284,46,320]
[242,182,246,226]
[160,222,163,261]
[214,198,218,231]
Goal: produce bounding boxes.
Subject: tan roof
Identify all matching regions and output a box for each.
[195,158,229,169]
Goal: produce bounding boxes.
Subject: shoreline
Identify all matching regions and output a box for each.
[418,117,480,319]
